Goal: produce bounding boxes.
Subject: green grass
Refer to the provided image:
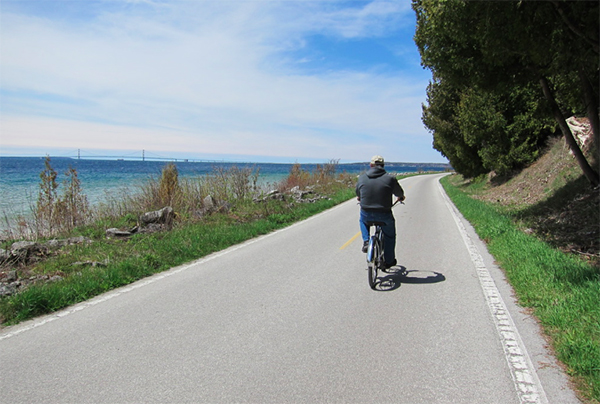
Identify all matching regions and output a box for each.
[0,188,355,325]
[441,175,600,403]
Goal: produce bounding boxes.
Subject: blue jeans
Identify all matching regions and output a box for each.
[359,210,396,264]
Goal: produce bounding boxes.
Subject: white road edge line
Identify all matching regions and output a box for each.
[0,201,349,341]
[437,180,549,404]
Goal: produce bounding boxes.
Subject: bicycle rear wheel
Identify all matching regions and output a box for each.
[367,236,379,289]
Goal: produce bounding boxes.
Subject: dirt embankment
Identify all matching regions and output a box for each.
[475,121,599,268]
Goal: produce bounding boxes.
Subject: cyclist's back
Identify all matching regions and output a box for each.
[356,165,403,212]
[355,155,404,268]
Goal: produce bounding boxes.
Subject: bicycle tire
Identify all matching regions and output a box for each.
[368,236,379,289]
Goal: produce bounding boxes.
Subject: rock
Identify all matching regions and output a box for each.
[41,237,91,250]
[141,206,174,225]
[46,239,68,249]
[72,260,107,267]
[137,223,166,233]
[66,236,91,245]
[253,187,330,204]
[10,241,48,261]
[203,195,215,211]
[108,207,174,237]
[6,270,18,282]
[106,228,135,238]
[263,190,285,201]
[1,236,94,267]
[566,116,592,153]
[0,284,18,298]
[290,186,314,200]
[11,241,38,254]
[192,196,219,217]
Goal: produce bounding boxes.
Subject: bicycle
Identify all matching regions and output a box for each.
[365,199,403,289]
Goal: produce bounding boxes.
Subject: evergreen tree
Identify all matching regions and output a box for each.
[413,0,599,184]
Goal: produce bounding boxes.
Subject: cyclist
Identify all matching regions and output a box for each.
[356,155,405,268]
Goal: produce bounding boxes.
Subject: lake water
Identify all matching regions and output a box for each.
[0,157,447,230]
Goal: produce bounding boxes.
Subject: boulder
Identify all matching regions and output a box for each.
[137,223,166,234]
[10,241,48,261]
[141,206,174,225]
[203,195,215,211]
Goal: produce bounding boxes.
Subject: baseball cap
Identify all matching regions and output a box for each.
[370,155,384,165]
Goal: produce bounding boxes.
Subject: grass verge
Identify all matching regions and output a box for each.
[0,188,355,326]
[441,175,600,403]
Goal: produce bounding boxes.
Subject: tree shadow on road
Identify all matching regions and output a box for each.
[374,266,446,291]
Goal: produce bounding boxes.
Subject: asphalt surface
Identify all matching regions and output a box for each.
[0,173,580,403]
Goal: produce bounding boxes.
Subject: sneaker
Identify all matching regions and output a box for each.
[385,259,397,269]
[362,241,368,253]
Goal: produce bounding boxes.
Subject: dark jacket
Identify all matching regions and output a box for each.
[355,166,404,212]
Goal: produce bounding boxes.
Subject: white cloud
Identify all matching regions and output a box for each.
[0,0,441,163]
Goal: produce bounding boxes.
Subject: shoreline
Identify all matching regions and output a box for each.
[0,172,290,235]
[0,159,449,236]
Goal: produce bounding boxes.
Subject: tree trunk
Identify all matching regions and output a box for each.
[539,76,599,187]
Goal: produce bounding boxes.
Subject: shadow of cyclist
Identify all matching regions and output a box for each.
[374,266,446,291]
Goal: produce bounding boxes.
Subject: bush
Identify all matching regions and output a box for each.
[34,157,90,237]
[158,163,180,207]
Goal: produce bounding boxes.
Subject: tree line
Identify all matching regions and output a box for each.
[412,0,599,186]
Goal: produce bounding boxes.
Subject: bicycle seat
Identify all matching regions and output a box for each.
[366,221,387,227]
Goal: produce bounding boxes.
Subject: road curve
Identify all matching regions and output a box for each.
[0,173,579,403]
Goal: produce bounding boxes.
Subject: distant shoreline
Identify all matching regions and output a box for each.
[0,155,452,168]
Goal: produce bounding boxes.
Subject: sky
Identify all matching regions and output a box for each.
[0,0,443,164]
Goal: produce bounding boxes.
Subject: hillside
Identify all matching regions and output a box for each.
[473,131,599,268]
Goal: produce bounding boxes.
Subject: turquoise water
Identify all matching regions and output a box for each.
[0,157,447,230]
[0,158,360,222]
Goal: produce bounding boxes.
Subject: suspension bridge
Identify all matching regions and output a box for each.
[55,149,226,163]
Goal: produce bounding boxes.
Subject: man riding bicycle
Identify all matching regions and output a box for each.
[356,155,405,268]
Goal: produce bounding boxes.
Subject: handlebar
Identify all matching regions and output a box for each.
[392,197,405,207]
[357,197,405,206]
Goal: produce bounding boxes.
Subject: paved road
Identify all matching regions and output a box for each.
[0,174,579,403]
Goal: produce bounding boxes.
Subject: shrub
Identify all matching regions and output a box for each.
[33,157,90,237]
[158,163,181,207]
[35,156,59,236]
[278,160,349,195]
[57,167,90,232]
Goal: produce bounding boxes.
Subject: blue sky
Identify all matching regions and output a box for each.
[0,0,442,164]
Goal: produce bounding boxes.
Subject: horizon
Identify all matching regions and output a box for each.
[0,153,451,166]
